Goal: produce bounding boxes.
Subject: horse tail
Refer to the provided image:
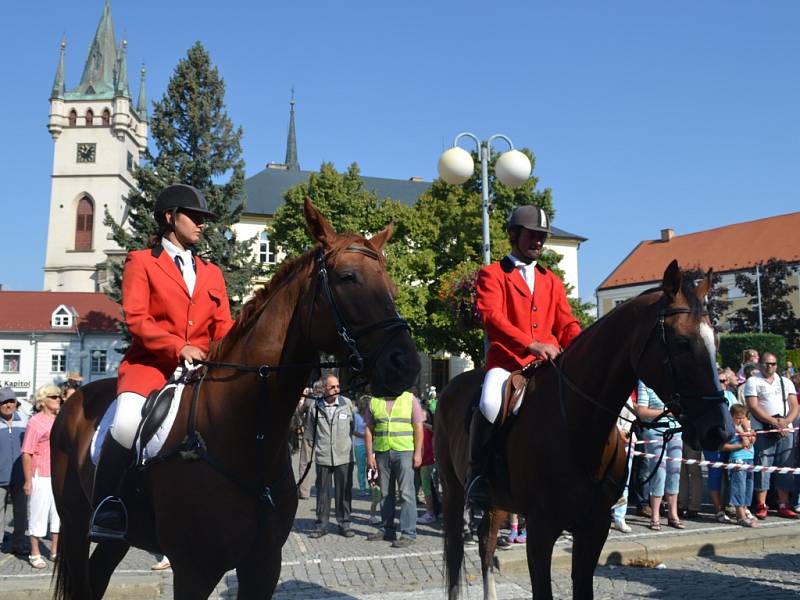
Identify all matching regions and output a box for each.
[436,415,466,600]
[51,392,93,600]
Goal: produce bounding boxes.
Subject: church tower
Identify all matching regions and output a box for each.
[44,0,148,292]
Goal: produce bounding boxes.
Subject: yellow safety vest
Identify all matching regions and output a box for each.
[371,392,414,452]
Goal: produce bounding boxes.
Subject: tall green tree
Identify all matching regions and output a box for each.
[105,42,259,314]
[728,259,799,347]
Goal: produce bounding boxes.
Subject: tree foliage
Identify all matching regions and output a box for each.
[270,150,592,365]
[728,258,799,347]
[105,42,259,316]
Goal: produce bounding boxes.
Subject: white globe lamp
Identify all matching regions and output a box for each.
[495,149,532,188]
[437,147,475,185]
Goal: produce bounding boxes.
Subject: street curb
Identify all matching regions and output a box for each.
[0,573,164,600]
[495,521,800,573]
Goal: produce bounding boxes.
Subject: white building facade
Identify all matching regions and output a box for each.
[44,1,148,293]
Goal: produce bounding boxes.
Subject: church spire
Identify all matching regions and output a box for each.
[136,65,148,120]
[114,39,130,98]
[284,90,299,171]
[50,38,66,99]
[75,0,118,96]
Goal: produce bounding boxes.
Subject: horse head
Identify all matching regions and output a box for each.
[632,260,735,451]
[302,198,420,396]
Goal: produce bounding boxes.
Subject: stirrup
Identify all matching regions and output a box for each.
[89,497,129,542]
[465,474,490,511]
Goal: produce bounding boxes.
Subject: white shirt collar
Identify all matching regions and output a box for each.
[506,254,536,270]
[161,237,192,261]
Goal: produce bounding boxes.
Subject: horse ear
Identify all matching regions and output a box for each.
[304,197,337,248]
[695,268,713,302]
[661,260,682,299]
[369,221,395,250]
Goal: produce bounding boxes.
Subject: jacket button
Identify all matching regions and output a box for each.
[533,323,538,328]
[188,320,194,326]
[532,306,538,311]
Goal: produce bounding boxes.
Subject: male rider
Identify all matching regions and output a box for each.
[468,205,581,508]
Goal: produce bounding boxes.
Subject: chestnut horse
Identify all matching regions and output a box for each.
[50,199,420,599]
[436,262,734,600]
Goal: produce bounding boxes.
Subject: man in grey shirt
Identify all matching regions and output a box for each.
[308,375,355,538]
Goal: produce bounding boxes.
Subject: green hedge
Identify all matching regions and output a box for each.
[718,333,785,370]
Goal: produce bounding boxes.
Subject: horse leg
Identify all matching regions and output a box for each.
[172,561,226,600]
[477,508,506,600]
[570,513,611,600]
[88,540,130,599]
[235,541,282,599]
[526,517,560,600]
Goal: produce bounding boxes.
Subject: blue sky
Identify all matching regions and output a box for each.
[1,1,798,304]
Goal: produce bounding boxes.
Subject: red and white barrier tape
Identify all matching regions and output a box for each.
[633,426,797,445]
[631,450,800,475]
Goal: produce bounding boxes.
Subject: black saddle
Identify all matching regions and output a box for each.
[138,385,177,451]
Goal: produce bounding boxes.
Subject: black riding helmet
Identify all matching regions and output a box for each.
[507,205,550,235]
[154,184,217,227]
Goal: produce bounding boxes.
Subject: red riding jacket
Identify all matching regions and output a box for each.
[117,246,234,396]
[476,257,581,371]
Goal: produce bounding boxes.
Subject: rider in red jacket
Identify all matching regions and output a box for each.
[90,185,233,541]
[467,205,580,508]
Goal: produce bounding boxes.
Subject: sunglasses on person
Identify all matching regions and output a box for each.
[46,394,62,400]
[763,362,777,367]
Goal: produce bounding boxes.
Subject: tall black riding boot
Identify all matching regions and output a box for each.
[89,436,134,542]
[466,409,494,511]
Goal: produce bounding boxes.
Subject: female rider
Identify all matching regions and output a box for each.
[90,184,234,541]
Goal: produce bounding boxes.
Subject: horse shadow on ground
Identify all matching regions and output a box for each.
[218,580,357,599]
[594,549,800,599]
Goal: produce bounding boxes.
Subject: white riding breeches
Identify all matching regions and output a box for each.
[110,392,147,449]
[480,367,510,423]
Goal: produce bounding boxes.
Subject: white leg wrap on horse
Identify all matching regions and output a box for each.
[480,367,509,424]
[109,392,147,449]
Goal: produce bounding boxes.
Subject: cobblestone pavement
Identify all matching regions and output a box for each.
[4,455,800,598]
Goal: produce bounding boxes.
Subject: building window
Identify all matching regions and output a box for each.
[75,196,94,251]
[85,108,94,126]
[3,349,20,373]
[259,231,276,264]
[613,298,627,307]
[90,350,107,373]
[127,151,134,172]
[102,109,110,126]
[68,110,77,126]
[52,306,73,328]
[51,351,66,373]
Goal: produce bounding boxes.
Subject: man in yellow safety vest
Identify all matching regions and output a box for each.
[364,390,424,548]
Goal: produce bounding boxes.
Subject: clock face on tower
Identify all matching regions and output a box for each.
[76,143,97,163]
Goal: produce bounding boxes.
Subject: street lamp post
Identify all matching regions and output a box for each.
[437,133,532,265]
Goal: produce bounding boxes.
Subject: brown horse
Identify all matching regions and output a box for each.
[50,198,420,599]
[436,261,734,600]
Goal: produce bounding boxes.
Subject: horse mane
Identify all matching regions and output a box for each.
[210,232,382,359]
[563,270,705,354]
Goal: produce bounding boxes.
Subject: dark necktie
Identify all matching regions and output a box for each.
[174,255,184,272]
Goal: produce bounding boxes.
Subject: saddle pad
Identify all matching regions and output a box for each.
[90,382,185,465]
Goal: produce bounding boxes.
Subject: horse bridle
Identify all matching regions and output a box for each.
[312,244,410,373]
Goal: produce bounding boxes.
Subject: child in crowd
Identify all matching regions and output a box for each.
[352,396,369,496]
[722,405,757,527]
[417,408,437,524]
[21,385,62,569]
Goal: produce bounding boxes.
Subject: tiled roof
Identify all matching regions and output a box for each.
[597,211,800,291]
[242,167,586,241]
[0,291,120,333]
